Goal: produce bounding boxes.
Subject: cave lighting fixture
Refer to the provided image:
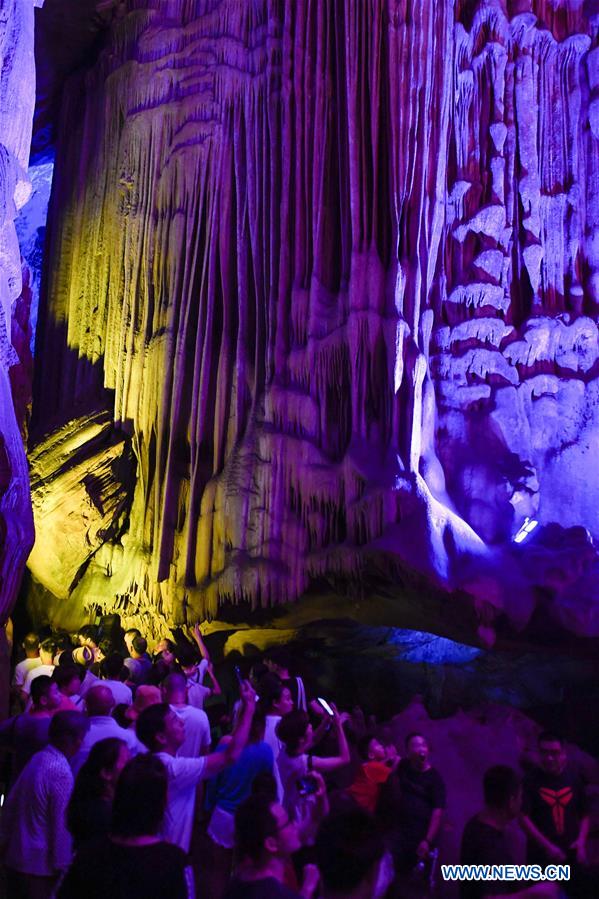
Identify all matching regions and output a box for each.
[512,517,539,544]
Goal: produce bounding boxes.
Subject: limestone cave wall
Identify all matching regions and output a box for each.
[27,0,599,643]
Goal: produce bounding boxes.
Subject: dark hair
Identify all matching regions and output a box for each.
[357,734,376,761]
[235,795,279,863]
[136,702,171,751]
[276,711,309,756]
[483,765,521,808]
[113,703,131,729]
[538,731,563,747]
[111,755,168,837]
[132,636,147,655]
[52,630,74,652]
[405,731,427,749]
[49,711,89,747]
[30,675,54,706]
[175,644,199,668]
[256,673,285,713]
[265,647,293,671]
[39,638,56,656]
[98,639,114,657]
[315,809,385,893]
[52,665,81,689]
[101,652,126,680]
[67,738,127,842]
[22,632,39,653]
[251,772,278,803]
[78,625,99,644]
[124,628,141,639]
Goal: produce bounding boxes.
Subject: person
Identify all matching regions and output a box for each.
[71,685,143,774]
[162,672,211,757]
[521,732,592,895]
[203,716,275,897]
[276,709,349,844]
[461,765,558,898]
[0,711,89,899]
[124,628,142,656]
[176,641,221,710]
[67,737,130,850]
[52,666,83,711]
[0,675,62,780]
[21,638,56,699]
[348,734,399,814]
[224,794,319,899]
[123,684,162,727]
[135,678,257,853]
[150,638,179,684]
[315,807,393,898]
[11,633,41,701]
[256,673,295,800]
[57,754,193,898]
[123,635,152,685]
[264,647,309,712]
[383,732,445,876]
[99,652,133,706]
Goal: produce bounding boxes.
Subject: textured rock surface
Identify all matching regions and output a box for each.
[28,0,599,641]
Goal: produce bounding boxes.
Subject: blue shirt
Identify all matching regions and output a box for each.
[206,741,274,814]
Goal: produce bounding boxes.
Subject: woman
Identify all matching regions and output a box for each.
[58,754,193,898]
[67,737,130,850]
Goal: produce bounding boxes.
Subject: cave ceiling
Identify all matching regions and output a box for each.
[4,0,599,646]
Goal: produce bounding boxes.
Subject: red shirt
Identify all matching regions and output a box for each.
[348,761,392,813]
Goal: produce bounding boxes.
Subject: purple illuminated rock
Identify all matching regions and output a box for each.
[27,0,599,643]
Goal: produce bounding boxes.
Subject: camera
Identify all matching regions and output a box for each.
[296,775,318,796]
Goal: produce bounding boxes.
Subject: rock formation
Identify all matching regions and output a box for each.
[27,0,599,643]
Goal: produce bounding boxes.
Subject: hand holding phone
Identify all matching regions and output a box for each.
[317,697,335,717]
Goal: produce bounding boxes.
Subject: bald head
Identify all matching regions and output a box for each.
[162,673,187,702]
[86,684,115,717]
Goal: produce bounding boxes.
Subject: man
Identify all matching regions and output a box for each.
[0,676,62,780]
[0,711,89,899]
[315,807,392,899]
[52,666,83,711]
[461,765,558,899]
[123,635,152,685]
[11,633,41,702]
[225,794,319,898]
[99,652,133,706]
[521,732,591,895]
[162,672,211,757]
[71,684,144,774]
[383,732,445,875]
[21,638,56,699]
[136,678,256,853]
[176,642,221,710]
[264,647,309,712]
[124,628,142,656]
[257,673,294,801]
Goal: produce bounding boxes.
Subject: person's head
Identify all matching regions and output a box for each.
[52,665,82,697]
[101,652,126,681]
[538,732,567,775]
[85,685,115,717]
[22,632,39,658]
[357,735,386,762]
[154,638,175,665]
[161,672,187,704]
[95,639,114,662]
[276,710,312,756]
[49,711,89,758]
[235,795,301,866]
[316,808,387,898]
[124,628,141,655]
[264,647,292,679]
[30,675,61,712]
[175,644,200,673]
[74,737,129,798]
[405,732,429,770]
[111,754,168,838]
[131,636,148,659]
[257,673,294,717]
[39,638,56,666]
[136,702,184,754]
[77,624,99,649]
[483,765,522,819]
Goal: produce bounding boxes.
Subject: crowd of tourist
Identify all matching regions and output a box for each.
[0,622,595,898]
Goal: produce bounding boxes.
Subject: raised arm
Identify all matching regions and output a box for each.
[205,661,222,696]
[312,709,350,774]
[201,679,256,778]
[191,623,211,663]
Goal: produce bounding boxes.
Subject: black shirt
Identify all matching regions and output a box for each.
[394,759,446,843]
[225,877,300,899]
[57,837,192,898]
[460,816,522,899]
[523,765,587,860]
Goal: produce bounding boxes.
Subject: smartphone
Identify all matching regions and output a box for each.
[297,775,318,796]
[317,697,334,717]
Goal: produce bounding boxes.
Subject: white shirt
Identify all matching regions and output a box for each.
[0,745,73,875]
[22,665,55,695]
[171,704,211,757]
[264,715,284,802]
[187,682,212,710]
[12,658,42,689]
[156,752,207,852]
[101,679,133,707]
[71,716,145,775]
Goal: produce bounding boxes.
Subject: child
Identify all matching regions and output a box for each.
[348,735,399,814]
